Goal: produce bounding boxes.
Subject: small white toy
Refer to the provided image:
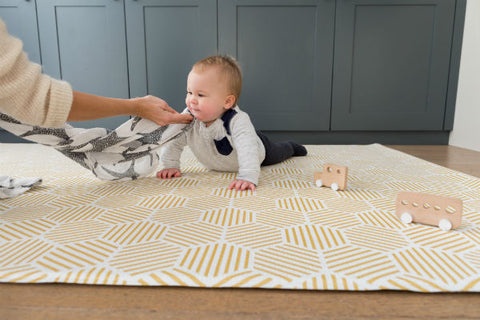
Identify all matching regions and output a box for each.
[314,164,348,191]
[395,191,463,231]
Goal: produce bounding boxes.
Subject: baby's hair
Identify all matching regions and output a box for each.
[192,55,242,104]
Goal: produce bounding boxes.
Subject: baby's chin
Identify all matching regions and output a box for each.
[188,109,202,121]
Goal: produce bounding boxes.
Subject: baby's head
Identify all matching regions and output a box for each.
[186,55,243,126]
[192,55,242,104]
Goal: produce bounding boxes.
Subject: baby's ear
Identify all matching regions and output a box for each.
[224,94,236,109]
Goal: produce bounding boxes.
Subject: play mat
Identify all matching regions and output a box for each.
[1,143,480,292]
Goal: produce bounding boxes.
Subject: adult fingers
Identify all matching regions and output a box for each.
[165,113,193,124]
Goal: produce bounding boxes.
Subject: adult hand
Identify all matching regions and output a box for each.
[134,95,193,126]
[228,179,256,191]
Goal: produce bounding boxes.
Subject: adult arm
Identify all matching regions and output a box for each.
[0,19,192,128]
[0,19,72,127]
[68,92,192,126]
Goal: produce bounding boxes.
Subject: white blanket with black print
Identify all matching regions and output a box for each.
[0,176,42,199]
[0,113,191,198]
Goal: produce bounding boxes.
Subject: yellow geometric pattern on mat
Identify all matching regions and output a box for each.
[201,208,254,226]
[110,241,182,276]
[54,267,126,285]
[44,220,111,244]
[0,265,48,283]
[256,209,305,228]
[1,239,53,266]
[164,222,223,247]
[103,221,167,245]
[324,246,399,283]
[0,219,55,240]
[277,197,325,212]
[179,243,251,277]
[357,210,406,229]
[254,244,323,281]
[403,226,477,253]
[2,143,480,292]
[306,208,360,229]
[232,196,277,212]
[212,188,254,198]
[464,229,480,245]
[284,225,346,250]
[95,194,144,208]
[226,223,283,249]
[97,205,152,224]
[151,207,202,225]
[49,194,100,208]
[138,194,186,209]
[392,247,476,285]
[46,205,106,223]
[344,225,408,252]
[301,274,364,290]
[37,240,115,272]
[255,187,295,199]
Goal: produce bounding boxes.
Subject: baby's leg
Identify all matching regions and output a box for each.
[257,131,307,166]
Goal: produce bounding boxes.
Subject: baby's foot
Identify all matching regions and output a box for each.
[289,142,307,156]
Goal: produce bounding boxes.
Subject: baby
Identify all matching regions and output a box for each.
[157,55,307,191]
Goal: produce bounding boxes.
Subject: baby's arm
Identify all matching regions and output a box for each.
[230,113,261,190]
[157,120,188,179]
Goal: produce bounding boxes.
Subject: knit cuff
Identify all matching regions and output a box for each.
[42,79,73,128]
[237,170,259,186]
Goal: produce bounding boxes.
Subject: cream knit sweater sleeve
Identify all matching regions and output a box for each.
[0,19,73,128]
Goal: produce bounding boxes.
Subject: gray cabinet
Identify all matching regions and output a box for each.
[0,0,41,64]
[126,0,217,112]
[331,0,456,131]
[36,0,129,129]
[0,0,466,144]
[219,0,335,131]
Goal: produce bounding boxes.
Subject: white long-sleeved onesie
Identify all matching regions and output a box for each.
[161,106,266,185]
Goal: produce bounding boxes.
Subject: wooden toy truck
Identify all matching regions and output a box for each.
[314,164,348,191]
[395,191,463,231]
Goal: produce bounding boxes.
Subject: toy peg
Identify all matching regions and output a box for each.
[314,164,348,191]
[395,191,463,231]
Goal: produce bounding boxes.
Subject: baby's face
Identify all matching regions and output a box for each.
[186,67,233,127]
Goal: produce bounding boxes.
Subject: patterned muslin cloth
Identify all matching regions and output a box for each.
[0,176,42,198]
[0,113,191,198]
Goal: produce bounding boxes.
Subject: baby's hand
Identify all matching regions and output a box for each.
[228,179,256,191]
[156,168,181,179]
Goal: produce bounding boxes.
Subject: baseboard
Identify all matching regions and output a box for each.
[261,131,450,145]
[0,129,449,145]
[0,130,33,143]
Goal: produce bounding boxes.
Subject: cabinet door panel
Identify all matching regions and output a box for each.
[219,0,334,131]
[332,0,455,130]
[0,0,41,63]
[126,0,217,112]
[37,0,129,129]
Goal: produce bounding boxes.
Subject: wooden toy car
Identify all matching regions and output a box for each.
[314,164,348,191]
[395,191,463,231]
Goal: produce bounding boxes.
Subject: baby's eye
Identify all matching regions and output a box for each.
[198,93,205,97]
[186,91,192,95]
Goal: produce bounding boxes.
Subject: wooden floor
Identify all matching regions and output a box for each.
[2,145,480,320]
